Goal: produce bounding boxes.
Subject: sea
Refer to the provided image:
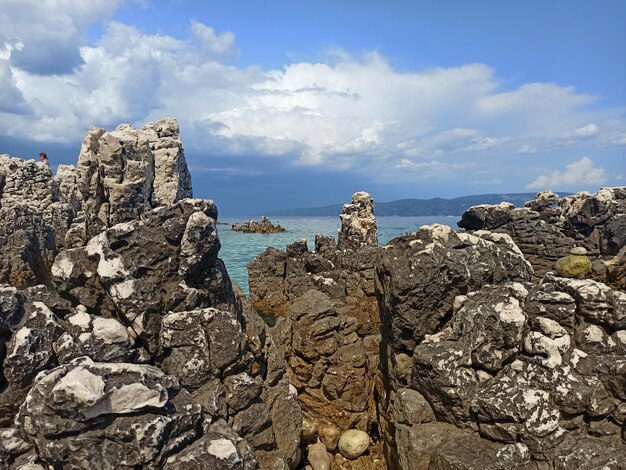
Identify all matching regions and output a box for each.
[217,215,460,294]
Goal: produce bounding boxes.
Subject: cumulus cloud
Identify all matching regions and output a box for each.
[0,0,126,74]
[0,11,624,182]
[527,156,607,190]
[191,21,239,57]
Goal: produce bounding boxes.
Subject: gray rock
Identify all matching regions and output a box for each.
[164,420,258,470]
[16,357,203,469]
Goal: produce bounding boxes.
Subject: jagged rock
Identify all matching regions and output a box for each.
[53,306,142,364]
[459,187,626,286]
[248,247,289,316]
[52,198,227,354]
[65,119,192,247]
[377,224,532,362]
[248,193,381,457]
[16,357,203,469]
[0,301,64,426]
[232,216,285,233]
[1,120,302,470]
[0,155,74,287]
[338,192,377,250]
[164,419,258,470]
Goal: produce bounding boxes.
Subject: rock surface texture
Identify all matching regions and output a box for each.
[0,120,300,470]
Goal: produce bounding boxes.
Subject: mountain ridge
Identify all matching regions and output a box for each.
[263,192,572,217]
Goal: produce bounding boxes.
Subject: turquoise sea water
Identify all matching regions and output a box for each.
[217,216,459,294]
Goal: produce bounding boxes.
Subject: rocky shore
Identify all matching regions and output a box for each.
[232,216,285,233]
[1,119,625,469]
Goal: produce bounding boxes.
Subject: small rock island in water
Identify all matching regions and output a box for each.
[232,216,285,233]
[0,118,625,469]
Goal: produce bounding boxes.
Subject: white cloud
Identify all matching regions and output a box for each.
[191,21,239,57]
[395,159,471,173]
[527,156,607,190]
[517,144,537,155]
[560,123,599,141]
[0,13,623,183]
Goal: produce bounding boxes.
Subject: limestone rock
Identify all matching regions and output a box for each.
[66,119,192,246]
[338,191,377,250]
[16,357,203,468]
[459,187,626,286]
[165,420,258,470]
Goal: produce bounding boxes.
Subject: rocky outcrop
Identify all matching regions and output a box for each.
[0,155,74,287]
[377,220,626,468]
[0,120,300,470]
[65,118,193,247]
[0,119,192,289]
[459,188,626,288]
[232,216,285,233]
[248,193,382,462]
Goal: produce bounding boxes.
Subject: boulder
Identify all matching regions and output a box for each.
[16,357,203,468]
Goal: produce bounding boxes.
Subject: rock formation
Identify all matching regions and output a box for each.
[232,216,285,233]
[0,120,300,470]
[249,189,626,469]
[3,119,625,469]
[0,119,193,289]
[459,188,626,289]
[248,192,385,467]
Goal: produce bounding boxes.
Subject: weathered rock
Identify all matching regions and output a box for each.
[248,247,289,316]
[1,119,302,470]
[0,155,74,287]
[16,357,203,469]
[248,192,381,455]
[232,216,285,233]
[52,198,227,354]
[338,191,377,250]
[459,187,626,287]
[164,419,258,470]
[378,209,626,469]
[66,119,192,247]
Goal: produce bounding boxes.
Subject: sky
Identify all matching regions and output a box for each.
[0,0,625,215]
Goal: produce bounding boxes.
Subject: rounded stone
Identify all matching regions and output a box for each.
[307,442,331,470]
[338,429,369,459]
[570,247,587,255]
[318,423,341,451]
[555,255,592,278]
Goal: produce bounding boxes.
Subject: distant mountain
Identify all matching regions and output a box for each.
[264,192,572,217]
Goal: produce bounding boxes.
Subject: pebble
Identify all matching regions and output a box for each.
[338,429,370,459]
[570,247,587,255]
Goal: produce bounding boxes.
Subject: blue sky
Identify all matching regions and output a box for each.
[0,0,624,214]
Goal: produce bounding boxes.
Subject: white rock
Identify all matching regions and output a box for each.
[52,366,106,408]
